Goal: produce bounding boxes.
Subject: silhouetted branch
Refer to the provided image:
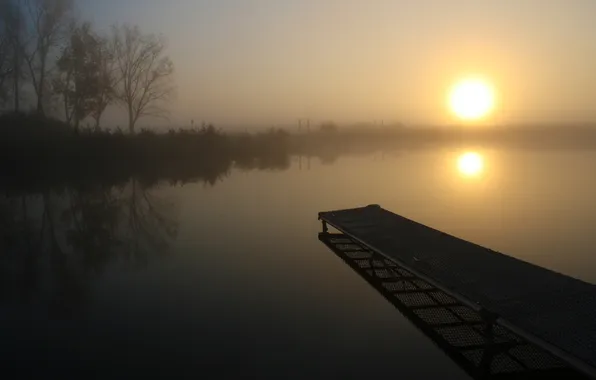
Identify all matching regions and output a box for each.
[111,24,175,133]
[23,0,73,115]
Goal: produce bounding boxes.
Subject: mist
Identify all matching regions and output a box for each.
[69,0,596,129]
[2,1,596,379]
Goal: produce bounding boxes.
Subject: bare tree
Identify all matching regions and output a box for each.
[0,25,11,104]
[23,0,73,115]
[112,24,174,134]
[0,0,24,110]
[54,22,101,131]
[90,35,116,130]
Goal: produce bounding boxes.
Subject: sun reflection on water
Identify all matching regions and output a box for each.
[457,152,484,177]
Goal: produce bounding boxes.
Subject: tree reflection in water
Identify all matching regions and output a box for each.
[0,179,179,315]
[0,148,353,315]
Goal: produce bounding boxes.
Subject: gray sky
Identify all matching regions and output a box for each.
[78,0,596,128]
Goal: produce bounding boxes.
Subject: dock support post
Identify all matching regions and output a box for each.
[322,220,328,233]
[478,308,499,374]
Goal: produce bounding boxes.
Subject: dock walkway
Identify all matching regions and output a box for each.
[318,205,596,378]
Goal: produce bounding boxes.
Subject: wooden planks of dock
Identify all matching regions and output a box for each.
[318,205,596,379]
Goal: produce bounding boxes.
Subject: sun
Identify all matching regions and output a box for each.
[449,78,495,120]
[458,152,483,176]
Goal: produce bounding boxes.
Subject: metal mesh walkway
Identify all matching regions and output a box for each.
[319,233,584,379]
[318,205,596,378]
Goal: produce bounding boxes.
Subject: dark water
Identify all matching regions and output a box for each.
[2,148,596,379]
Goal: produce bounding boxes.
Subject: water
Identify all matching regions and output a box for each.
[2,147,596,379]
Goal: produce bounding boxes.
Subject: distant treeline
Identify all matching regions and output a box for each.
[2,112,596,192]
[0,113,289,191]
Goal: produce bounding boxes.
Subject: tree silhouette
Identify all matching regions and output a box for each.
[54,22,102,131]
[23,0,74,115]
[0,0,24,111]
[90,35,116,130]
[0,26,11,104]
[112,24,175,134]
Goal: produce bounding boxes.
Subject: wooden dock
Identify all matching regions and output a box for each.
[318,205,596,379]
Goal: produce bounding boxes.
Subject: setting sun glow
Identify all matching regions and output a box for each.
[449,79,495,120]
[458,152,484,176]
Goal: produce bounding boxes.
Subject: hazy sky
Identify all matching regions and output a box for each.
[77,0,596,127]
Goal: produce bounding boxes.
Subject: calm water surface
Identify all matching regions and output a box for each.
[2,147,596,379]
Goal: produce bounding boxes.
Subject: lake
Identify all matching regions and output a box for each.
[2,147,596,379]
